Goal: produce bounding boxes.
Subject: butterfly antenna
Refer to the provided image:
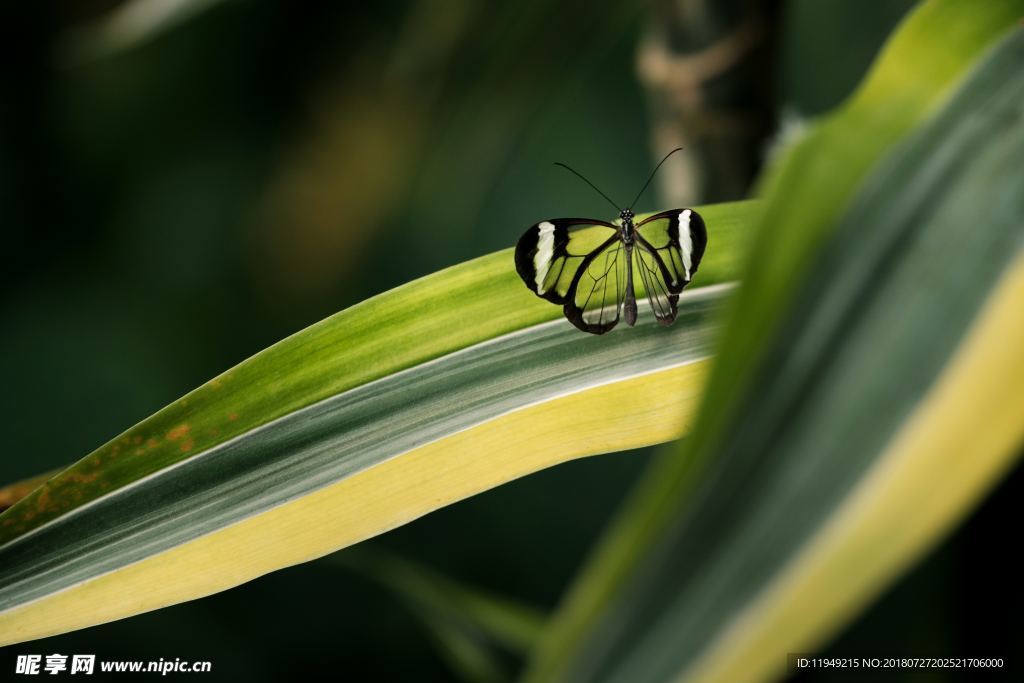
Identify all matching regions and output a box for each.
[628,147,683,210]
[553,162,622,213]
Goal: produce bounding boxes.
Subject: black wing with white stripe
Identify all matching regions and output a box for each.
[515,219,618,304]
[634,208,707,325]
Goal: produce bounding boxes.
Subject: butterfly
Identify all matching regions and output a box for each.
[515,148,708,334]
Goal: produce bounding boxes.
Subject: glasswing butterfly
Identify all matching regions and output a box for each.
[515,148,707,334]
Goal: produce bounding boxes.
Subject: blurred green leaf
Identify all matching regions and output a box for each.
[525,4,1024,682]
[330,547,546,683]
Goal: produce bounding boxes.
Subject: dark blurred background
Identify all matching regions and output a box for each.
[2,0,1018,680]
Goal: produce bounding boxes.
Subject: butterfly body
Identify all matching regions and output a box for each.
[515,207,707,335]
[618,209,639,326]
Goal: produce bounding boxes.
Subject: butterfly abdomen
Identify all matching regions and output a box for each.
[624,244,638,326]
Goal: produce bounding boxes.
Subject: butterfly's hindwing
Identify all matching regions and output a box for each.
[515,219,618,304]
[635,243,678,326]
[564,238,627,334]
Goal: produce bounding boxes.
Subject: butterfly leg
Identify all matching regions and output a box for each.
[624,244,638,326]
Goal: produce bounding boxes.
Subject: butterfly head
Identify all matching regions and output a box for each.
[619,208,636,244]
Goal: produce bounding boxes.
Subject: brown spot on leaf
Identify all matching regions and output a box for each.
[167,424,191,441]
[147,438,159,448]
[180,439,195,453]
[133,436,143,445]
[228,413,238,422]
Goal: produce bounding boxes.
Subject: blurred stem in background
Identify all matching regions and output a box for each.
[639,0,779,205]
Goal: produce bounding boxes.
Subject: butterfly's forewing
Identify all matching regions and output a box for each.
[564,239,627,334]
[634,208,707,324]
[515,218,627,334]
[515,219,618,304]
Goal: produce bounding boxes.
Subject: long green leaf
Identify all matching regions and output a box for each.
[527,8,1024,683]
[0,201,755,645]
[0,200,750,548]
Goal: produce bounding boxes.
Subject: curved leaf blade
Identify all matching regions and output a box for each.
[528,14,1024,683]
[0,285,727,616]
[524,2,1024,680]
